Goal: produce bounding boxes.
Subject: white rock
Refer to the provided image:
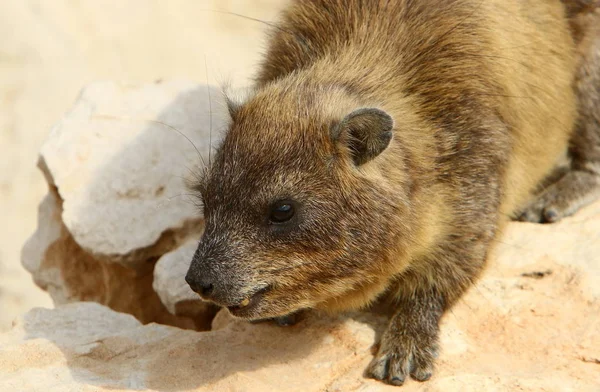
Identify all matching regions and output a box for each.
[38,80,227,259]
[153,238,204,314]
[21,82,227,329]
[153,238,217,329]
[21,190,65,301]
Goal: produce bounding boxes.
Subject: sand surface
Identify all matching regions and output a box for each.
[0,0,287,331]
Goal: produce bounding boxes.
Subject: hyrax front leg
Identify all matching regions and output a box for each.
[520,13,600,223]
[366,289,444,386]
[367,236,491,386]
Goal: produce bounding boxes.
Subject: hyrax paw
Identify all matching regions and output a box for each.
[518,192,562,223]
[518,170,600,223]
[366,334,438,386]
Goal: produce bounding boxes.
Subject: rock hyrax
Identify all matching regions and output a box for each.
[186,0,600,386]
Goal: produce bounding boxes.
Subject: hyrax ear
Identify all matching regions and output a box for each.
[331,108,394,165]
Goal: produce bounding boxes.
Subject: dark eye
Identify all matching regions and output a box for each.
[269,200,296,223]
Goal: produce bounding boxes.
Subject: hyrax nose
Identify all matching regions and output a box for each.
[185,272,214,298]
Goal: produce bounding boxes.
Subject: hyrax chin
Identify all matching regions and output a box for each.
[185,0,600,386]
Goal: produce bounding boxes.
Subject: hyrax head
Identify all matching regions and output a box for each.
[185,81,412,320]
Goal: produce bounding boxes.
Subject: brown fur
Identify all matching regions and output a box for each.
[185,0,599,386]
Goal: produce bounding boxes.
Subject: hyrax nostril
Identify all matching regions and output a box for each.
[198,282,214,296]
[185,272,214,297]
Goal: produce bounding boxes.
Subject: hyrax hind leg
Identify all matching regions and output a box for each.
[520,8,600,223]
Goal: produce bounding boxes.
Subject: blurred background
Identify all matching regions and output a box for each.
[0,0,287,331]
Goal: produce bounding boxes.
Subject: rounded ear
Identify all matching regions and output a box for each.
[331,108,394,165]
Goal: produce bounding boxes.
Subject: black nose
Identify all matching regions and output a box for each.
[185,272,214,297]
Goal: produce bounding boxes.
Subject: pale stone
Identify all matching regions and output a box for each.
[21,81,228,329]
[0,303,384,392]
[21,185,200,329]
[153,238,217,329]
[153,239,200,314]
[21,190,65,302]
[38,80,227,262]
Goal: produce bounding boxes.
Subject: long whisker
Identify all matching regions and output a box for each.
[204,55,213,169]
[91,114,206,168]
[199,8,292,36]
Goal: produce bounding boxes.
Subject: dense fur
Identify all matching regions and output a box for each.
[186,0,599,386]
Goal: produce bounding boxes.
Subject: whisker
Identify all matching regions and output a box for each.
[199,8,294,37]
[204,55,213,169]
[91,114,206,168]
[154,193,199,210]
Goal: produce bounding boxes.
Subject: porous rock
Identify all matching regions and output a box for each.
[37,80,225,262]
[21,81,227,328]
[0,302,384,392]
[153,239,218,329]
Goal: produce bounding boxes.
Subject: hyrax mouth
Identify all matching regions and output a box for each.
[227,285,272,318]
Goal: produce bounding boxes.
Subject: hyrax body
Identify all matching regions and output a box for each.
[186,0,600,386]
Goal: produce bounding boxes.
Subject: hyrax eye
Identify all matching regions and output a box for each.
[269,200,296,223]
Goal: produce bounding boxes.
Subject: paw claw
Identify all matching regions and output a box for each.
[387,354,411,385]
[366,354,390,380]
[390,376,405,386]
[411,368,433,382]
[542,208,559,223]
[518,209,540,223]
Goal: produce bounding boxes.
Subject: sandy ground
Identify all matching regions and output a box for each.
[0,0,287,331]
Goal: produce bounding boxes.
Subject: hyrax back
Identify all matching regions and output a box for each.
[186,0,582,386]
